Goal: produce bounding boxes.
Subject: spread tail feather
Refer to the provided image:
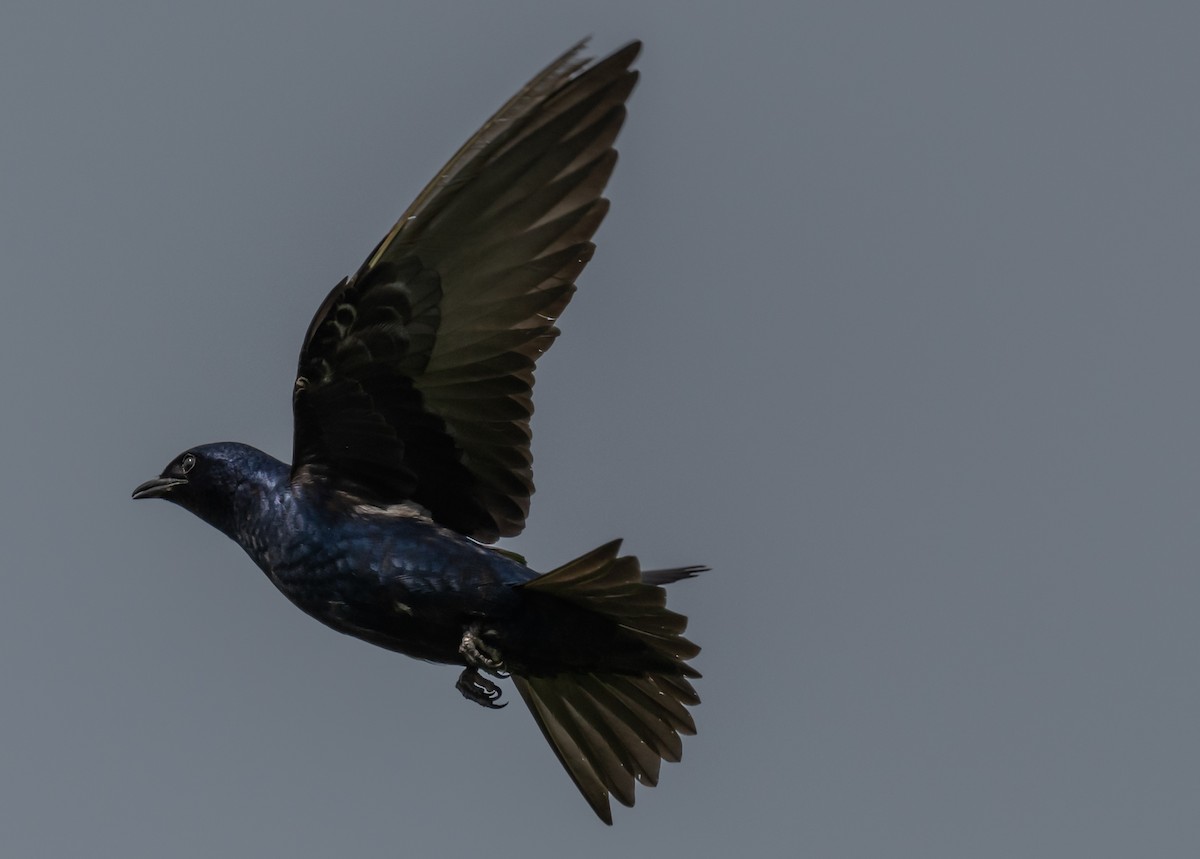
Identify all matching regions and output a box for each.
[514,540,701,823]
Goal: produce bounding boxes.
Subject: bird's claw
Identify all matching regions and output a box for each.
[459,624,508,677]
[456,667,506,709]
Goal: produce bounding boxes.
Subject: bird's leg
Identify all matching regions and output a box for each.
[459,623,509,677]
[457,623,509,708]
[456,666,506,709]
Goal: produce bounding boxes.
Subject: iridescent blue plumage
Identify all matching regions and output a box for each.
[133,42,701,825]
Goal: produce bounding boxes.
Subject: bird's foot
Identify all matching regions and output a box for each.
[459,624,508,677]
[456,667,506,709]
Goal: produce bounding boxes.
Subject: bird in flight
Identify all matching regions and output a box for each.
[133,40,701,824]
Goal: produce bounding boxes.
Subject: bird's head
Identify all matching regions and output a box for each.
[133,442,286,538]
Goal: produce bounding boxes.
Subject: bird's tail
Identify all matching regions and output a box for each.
[512,540,702,824]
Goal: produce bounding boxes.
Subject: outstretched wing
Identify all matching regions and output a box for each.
[291,41,640,541]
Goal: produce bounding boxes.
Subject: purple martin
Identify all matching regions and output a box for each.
[133,41,701,824]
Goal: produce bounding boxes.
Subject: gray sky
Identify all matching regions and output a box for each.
[4,1,1200,856]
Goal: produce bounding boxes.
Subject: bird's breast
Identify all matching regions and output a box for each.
[238,500,532,665]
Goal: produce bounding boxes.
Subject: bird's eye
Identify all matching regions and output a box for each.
[180,454,196,474]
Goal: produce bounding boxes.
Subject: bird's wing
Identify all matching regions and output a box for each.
[290,41,640,542]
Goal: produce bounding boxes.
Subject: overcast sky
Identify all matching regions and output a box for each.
[4,2,1200,856]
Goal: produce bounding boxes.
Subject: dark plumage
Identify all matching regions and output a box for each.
[133,41,701,824]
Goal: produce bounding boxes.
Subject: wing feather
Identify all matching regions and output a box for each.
[291,41,641,540]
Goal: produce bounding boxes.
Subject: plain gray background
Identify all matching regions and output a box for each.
[4,1,1200,856]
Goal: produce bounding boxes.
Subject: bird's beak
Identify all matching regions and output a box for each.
[131,477,188,500]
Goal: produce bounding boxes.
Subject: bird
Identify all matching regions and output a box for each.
[132,40,701,825]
